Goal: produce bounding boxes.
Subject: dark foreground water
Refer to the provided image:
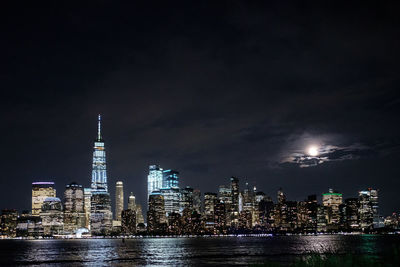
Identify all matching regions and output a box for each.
[0,235,399,266]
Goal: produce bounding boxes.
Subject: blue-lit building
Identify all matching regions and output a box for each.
[147,165,163,203]
[163,169,179,189]
[91,115,108,192]
[89,115,112,234]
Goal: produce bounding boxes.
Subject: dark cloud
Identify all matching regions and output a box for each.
[280,142,375,168]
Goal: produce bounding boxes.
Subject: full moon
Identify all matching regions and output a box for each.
[307,146,319,157]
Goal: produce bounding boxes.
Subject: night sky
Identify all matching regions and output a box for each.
[1,2,400,215]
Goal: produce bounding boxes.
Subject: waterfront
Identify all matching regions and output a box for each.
[1,235,399,266]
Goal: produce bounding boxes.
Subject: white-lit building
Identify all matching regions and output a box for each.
[115,181,124,221]
[147,165,163,204]
[160,187,181,216]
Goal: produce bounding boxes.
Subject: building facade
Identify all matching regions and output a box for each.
[230,177,240,227]
[322,189,343,230]
[180,186,193,213]
[193,189,202,213]
[63,182,86,234]
[147,192,167,233]
[359,188,379,231]
[91,115,108,192]
[147,165,163,204]
[32,182,56,216]
[0,209,18,237]
[90,192,113,235]
[121,209,136,235]
[89,115,112,234]
[162,169,179,189]
[160,187,181,216]
[40,197,64,236]
[83,188,92,230]
[115,181,124,221]
[128,192,136,210]
[204,192,217,232]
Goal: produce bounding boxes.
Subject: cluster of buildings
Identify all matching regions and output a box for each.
[0,115,398,238]
[0,115,144,238]
[146,173,389,235]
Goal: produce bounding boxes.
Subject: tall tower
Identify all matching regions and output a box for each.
[230,177,239,213]
[91,114,108,192]
[128,192,136,210]
[89,115,112,234]
[115,181,124,221]
[230,177,239,227]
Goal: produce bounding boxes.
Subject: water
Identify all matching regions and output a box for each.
[0,235,399,266]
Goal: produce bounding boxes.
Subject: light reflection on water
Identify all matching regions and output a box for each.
[0,235,398,266]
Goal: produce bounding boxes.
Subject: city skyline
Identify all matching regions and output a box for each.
[4,115,384,237]
[0,114,397,217]
[1,2,400,217]
[2,2,400,266]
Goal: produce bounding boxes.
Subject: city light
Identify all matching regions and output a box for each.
[0,116,393,239]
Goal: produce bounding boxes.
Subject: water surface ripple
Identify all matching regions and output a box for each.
[0,235,398,266]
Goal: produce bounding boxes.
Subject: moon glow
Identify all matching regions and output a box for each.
[307,146,319,157]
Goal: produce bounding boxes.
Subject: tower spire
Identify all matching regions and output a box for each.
[97,114,102,140]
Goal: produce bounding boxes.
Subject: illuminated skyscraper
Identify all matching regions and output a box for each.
[121,209,136,235]
[274,188,289,231]
[160,187,181,216]
[115,181,124,221]
[89,115,112,234]
[83,188,92,229]
[180,186,193,213]
[193,189,202,213]
[242,182,257,226]
[128,193,144,225]
[344,198,359,230]
[63,182,86,234]
[90,192,112,234]
[147,165,163,203]
[218,185,232,225]
[214,201,227,234]
[0,209,18,237]
[162,169,179,189]
[322,188,343,229]
[258,195,274,230]
[91,115,108,192]
[32,182,56,216]
[135,204,145,225]
[230,177,239,227]
[304,195,318,232]
[147,192,167,233]
[358,188,379,230]
[204,192,217,232]
[40,197,64,236]
[370,189,379,228]
[128,192,136,210]
[317,205,328,232]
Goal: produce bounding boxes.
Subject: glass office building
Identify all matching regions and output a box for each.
[91,115,108,192]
